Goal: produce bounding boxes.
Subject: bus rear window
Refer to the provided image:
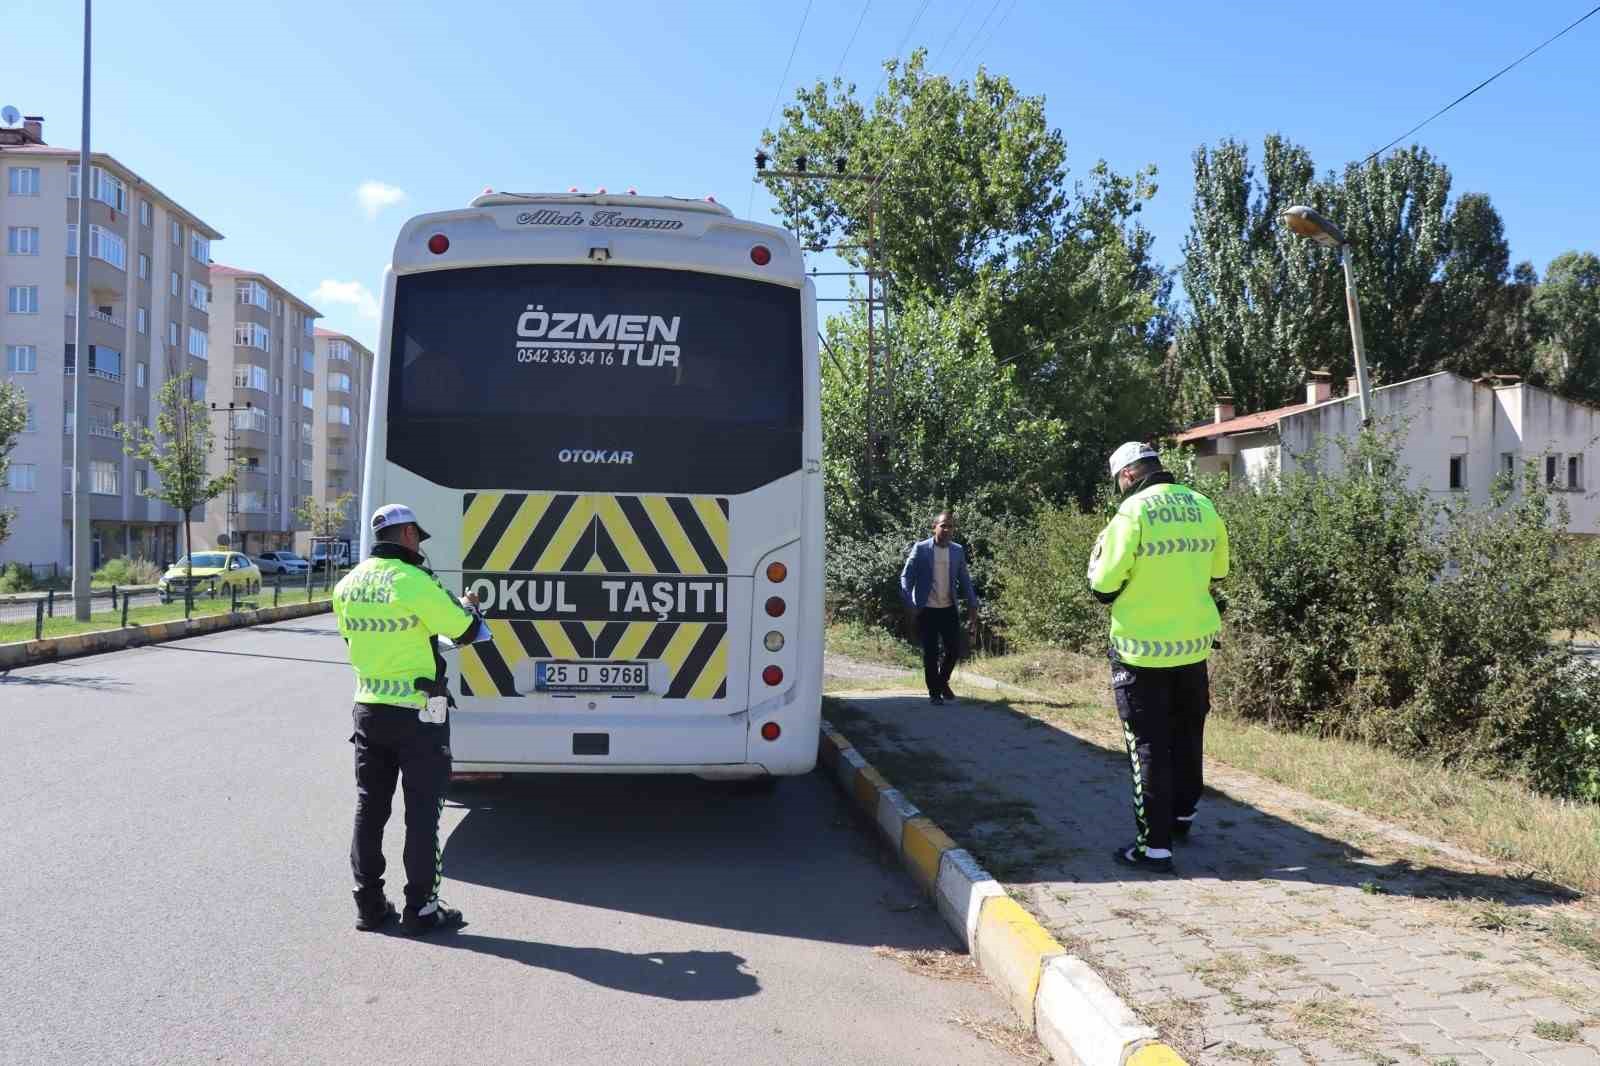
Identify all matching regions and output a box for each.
[391,265,801,426]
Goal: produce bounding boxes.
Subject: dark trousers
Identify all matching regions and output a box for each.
[1110,659,1209,853]
[919,605,962,697]
[350,703,451,911]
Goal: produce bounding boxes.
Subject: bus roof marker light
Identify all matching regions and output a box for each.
[427,233,450,255]
[750,245,772,267]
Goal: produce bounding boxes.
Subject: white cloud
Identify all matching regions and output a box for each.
[312,279,380,320]
[356,180,406,219]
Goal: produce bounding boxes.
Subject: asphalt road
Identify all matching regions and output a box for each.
[1,617,1024,1066]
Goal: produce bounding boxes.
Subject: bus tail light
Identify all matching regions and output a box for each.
[427,234,450,255]
[760,722,782,741]
[765,561,787,582]
[750,244,772,266]
[764,631,785,652]
[765,596,785,618]
[762,666,783,687]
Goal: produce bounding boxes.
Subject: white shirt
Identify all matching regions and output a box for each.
[928,544,954,608]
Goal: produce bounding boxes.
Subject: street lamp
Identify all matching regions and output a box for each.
[1281,205,1374,432]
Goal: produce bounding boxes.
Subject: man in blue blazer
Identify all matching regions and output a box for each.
[899,511,980,704]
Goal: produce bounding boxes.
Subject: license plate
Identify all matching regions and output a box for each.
[535,660,649,693]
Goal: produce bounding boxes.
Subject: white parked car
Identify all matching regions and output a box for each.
[255,551,310,575]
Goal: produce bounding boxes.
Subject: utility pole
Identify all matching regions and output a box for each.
[209,401,251,550]
[69,0,92,620]
[753,152,888,488]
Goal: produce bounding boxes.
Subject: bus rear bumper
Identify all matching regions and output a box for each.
[449,761,809,779]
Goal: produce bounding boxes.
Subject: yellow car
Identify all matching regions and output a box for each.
[158,550,262,603]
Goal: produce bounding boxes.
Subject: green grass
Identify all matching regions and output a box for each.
[1532,1020,1581,1043]
[0,586,334,643]
[824,620,923,671]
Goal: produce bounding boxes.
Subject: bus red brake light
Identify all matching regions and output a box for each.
[765,561,787,582]
[764,596,785,618]
[762,666,783,687]
[427,234,449,255]
[750,245,772,266]
[761,722,782,741]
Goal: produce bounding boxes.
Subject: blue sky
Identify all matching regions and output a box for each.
[7,0,1598,348]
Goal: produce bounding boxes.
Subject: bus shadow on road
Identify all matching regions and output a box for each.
[403,934,758,1001]
[441,772,958,952]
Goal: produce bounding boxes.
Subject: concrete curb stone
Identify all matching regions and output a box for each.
[0,600,333,669]
[817,720,1185,1066]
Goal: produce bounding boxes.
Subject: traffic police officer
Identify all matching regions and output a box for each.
[1088,443,1229,872]
[335,504,481,933]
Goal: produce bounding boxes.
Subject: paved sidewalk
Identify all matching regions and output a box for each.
[825,683,1600,1066]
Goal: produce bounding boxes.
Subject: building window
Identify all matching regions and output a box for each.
[6,226,39,255]
[234,322,270,350]
[66,343,122,382]
[301,420,312,440]
[190,376,206,401]
[135,361,147,388]
[139,200,151,227]
[7,167,41,196]
[1568,455,1583,491]
[170,219,181,245]
[328,404,352,425]
[274,375,282,396]
[23,401,37,431]
[300,458,314,481]
[301,387,314,409]
[328,372,351,393]
[188,280,209,312]
[167,321,178,346]
[301,349,315,373]
[6,463,37,492]
[304,317,315,339]
[328,339,352,362]
[187,327,208,359]
[189,233,209,263]
[7,286,39,314]
[273,296,282,316]
[68,165,128,212]
[233,365,269,392]
[1546,455,1560,486]
[5,344,37,372]
[1448,455,1466,491]
[170,271,179,297]
[137,308,148,335]
[67,224,127,269]
[230,406,269,433]
[138,253,149,279]
[135,468,149,494]
[91,460,119,496]
[236,280,269,309]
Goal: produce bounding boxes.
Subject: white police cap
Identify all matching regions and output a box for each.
[1108,441,1159,478]
[370,503,431,542]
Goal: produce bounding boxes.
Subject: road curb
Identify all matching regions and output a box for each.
[0,600,333,669]
[818,718,1186,1066]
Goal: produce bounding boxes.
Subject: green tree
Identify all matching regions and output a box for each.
[0,381,27,548]
[118,371,236,589]
[295,491,356,540]
[765,49,1171,509]
[1531,251,1600,402]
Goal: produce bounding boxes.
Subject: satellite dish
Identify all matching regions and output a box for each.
[0,106,20,127]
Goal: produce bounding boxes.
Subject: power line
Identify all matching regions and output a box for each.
[874,0,935,100]
[751,0,817,217]
[960,0,1019,78]
[1362,3,1600,165]
[946,0,1003,76]
[834,0,873,83]
[935,0,981,68]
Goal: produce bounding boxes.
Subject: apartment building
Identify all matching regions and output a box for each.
[200,266,320,557]
[310,328,374,550]
[0,114,223,570]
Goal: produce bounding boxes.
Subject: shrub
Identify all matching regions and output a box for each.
[990,504,1107,652]
[0,561,36,593]
[92,557,163,587]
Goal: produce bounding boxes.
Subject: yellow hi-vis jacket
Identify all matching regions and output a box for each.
[333,546,475,709]
[1087,474,1229,668]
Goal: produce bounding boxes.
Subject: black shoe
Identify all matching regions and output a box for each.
[353,891,398,932]
[929,693,944,705]
[402,898,466,935]
[941,684,957,701]
[1111,844,1174,873]
[1171,819,1194,841]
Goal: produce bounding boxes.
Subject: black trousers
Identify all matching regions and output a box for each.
[350,703,451,910]
[919,605,962,697]
[1110,658,1209,853]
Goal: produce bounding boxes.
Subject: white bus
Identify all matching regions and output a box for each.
[361,191,821,783]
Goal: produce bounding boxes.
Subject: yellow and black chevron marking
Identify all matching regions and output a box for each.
[456,492,730,701]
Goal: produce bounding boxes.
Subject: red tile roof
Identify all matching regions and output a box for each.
[1173,401,1313,443]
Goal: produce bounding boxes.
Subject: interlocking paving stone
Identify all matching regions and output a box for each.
[827,686,1600,1066]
